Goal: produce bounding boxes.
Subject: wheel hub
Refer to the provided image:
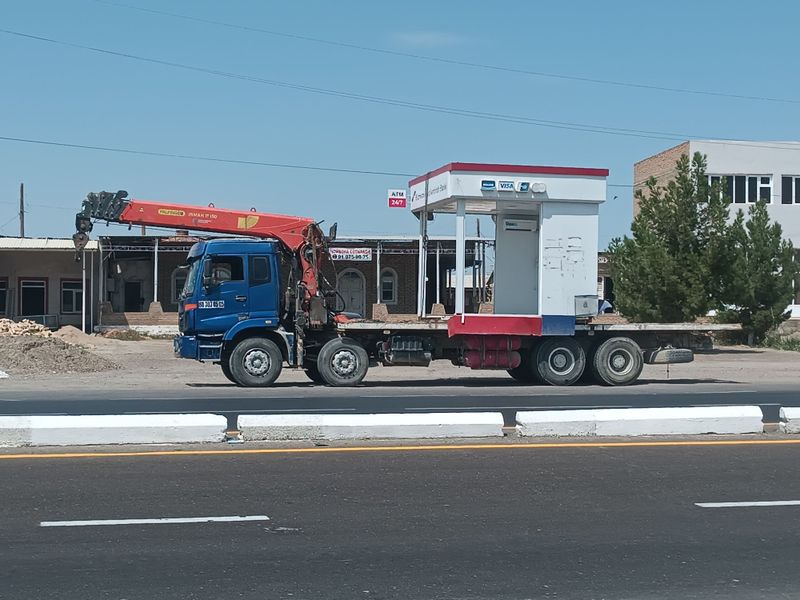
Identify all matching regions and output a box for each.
[608,349,633,375]
[548,348,575,375]
[331,349,358,378]
[243,349,271,376]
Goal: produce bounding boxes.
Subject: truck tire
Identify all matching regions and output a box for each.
[303,359,326,384]
[535,337,586,386]
[220,358,238,385]
[228,337,283,387]
[507,347,539,383]
[317,338,369,387]
[591,337,643,386]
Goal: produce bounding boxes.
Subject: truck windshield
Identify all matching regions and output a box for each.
[181,259,200,299]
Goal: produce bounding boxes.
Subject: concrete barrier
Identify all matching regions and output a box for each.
[0,414,227,447]
[239,413,505,441]
[516,406,764,437]
[780,408,800,433]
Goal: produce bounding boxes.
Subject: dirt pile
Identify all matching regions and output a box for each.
[0,335,118,376]
[0,319,52,337]
[52,325,101,345]
[101,328,149,341]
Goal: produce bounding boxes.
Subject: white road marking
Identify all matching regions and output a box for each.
[696,501,800,508]
[40,515,270,527]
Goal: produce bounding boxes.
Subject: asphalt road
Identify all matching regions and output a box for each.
[0,384,794,422]
[3,439,800,599]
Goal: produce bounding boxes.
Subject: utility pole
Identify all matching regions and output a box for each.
[18,183,24,238]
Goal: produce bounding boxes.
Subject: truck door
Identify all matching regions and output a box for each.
[196,255,248,332]
[247,254,280,327]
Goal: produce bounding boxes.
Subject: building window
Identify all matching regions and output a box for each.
[0,279,7,315]
[19,279,47,316]
[61,281,82,314]
[380,268,398,304]
[172,267,188,302]
[709,175,772,204]
[781,176,800,204]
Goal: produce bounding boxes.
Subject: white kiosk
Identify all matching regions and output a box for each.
[409,162,608,320]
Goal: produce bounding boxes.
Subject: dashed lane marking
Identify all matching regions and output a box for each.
[39,515,270,527]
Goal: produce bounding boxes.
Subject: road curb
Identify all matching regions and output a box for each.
[239,413,506,441]
[516,406,765,437]
[0,414,227,447]
[780,407,800,433]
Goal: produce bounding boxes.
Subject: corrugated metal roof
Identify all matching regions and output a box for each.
[0,237,99,250]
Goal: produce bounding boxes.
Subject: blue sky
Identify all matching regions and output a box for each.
[1,0,798,248]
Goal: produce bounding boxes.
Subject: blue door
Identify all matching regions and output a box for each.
[247,254,280,327]
[196,255,249,333]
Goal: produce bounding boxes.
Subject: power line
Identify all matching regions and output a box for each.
[0,134,414,177]
[0,28,708,142]
[92,0,800,106]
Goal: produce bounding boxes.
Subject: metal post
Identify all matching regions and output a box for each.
[435,242,441,305]
[81,249,86,332]
[455,199,466,314]
[481,239,487,303]
[90,249,94,332]
[417,176,430,317]
[153,237,159,307]
[376,242,381,304]
[18,183,24,238]
[98,241,104,326]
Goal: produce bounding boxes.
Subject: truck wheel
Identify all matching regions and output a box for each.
[303,359,326,384]
[317,338,369,387]
[220,358,238,385]
[535,338,585,386]
[228,337,283,387]
[507,347,539,383]
[591,337,643,386]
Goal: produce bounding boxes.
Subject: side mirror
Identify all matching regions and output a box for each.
[202,259,213,288]
[328,222,338,242]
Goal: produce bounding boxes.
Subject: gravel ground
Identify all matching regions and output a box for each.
[0,336,796,391]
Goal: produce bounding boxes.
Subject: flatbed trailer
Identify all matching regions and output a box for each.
[328,316,740,386]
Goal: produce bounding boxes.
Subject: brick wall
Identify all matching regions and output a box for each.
[335,251,418,315]
[633,141,689,217]
[102,311,178,326]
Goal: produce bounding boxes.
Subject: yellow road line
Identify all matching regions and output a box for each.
[0,439,799,460]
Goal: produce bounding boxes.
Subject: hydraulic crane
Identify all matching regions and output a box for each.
[73,190,338,329]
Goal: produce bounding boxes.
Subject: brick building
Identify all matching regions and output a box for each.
[0,237,100,329]
[634,140,800,245]
[635,140,800,302]
[95,232,490,330]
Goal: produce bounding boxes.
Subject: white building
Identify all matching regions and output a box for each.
[634,140,800,245]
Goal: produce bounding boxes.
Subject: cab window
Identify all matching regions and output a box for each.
[250,256,271,285]
[210,256,244,282]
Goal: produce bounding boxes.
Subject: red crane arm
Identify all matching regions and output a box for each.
[115,198,316,252]
[73,190,329,300]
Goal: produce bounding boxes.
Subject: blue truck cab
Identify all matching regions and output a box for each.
[174,238,295,370]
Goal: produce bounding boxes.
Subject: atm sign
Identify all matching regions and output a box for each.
[388,189,407,208]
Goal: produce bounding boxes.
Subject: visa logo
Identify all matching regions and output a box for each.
[498,180,514,191]
[481,180,496,191]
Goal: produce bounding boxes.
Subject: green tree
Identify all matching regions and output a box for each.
[608,152,730,322]
[718,202,798,343]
